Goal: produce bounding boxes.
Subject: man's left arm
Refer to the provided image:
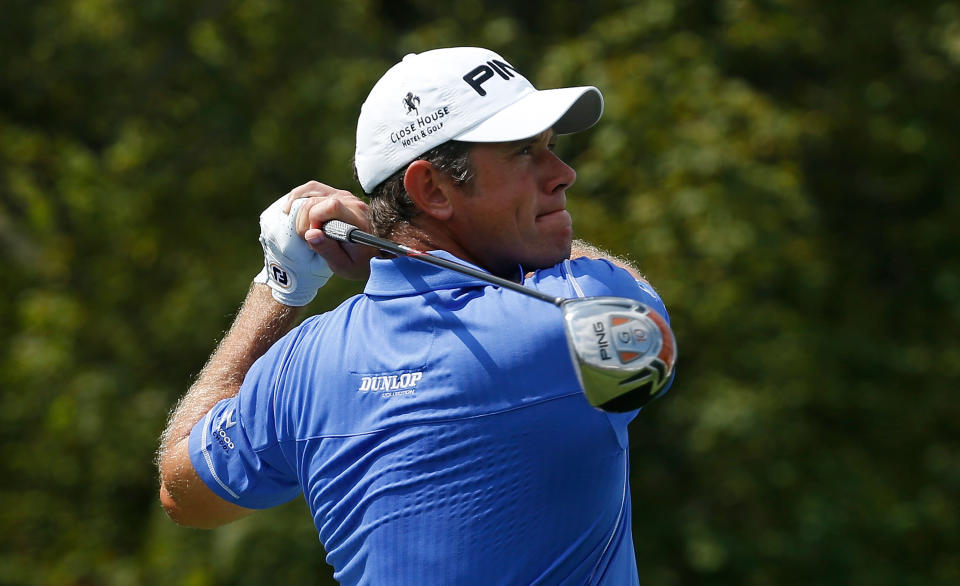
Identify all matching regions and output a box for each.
[568,240,676,403]
[158,182,374,528]
[158,285,300,528]
[570,239,648,284]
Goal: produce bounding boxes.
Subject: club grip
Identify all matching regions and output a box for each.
[322,220,357,243]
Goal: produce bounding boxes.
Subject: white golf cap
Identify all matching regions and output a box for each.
[355,47,604,193]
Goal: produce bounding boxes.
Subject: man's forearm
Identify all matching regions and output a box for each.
[159,283,301,461]
[157,184,374,527]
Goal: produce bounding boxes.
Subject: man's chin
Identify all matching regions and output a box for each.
[525,241,574,272]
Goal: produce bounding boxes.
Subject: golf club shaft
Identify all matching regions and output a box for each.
[322,220,563,306]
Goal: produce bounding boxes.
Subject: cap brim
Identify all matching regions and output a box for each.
[453,86,603,143]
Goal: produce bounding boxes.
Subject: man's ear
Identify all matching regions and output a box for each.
[404,160,454,221]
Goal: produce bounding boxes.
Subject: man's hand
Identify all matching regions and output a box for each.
[255,181,375,306]
[285,181,377,281]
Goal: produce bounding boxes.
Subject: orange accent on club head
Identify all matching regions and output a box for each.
[612,317,630,326]
[619,351,640,362]
[645,309,676,371]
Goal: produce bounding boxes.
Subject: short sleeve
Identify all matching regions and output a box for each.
[187,330,303,509]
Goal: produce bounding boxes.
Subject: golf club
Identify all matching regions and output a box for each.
[322,220,676,412]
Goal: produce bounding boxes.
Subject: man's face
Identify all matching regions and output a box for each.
[448,130,577,277]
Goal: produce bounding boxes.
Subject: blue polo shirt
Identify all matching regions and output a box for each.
[190,252,672,585]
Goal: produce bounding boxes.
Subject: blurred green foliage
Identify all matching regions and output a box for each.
[1,0,957,584]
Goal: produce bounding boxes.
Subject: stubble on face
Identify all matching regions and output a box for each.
[447,132,576,277]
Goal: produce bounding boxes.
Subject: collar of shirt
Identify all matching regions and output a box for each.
[363,251,523,296]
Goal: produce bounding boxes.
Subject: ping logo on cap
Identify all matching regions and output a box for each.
[462,60,520,96]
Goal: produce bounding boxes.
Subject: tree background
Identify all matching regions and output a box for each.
[1,0,957,584]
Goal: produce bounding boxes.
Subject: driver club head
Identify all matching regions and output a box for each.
[561,296,677,412]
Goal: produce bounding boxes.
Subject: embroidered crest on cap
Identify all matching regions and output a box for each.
[402,92,421,115]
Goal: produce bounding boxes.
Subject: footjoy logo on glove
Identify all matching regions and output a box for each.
[269,262,292,289]
[358,371,423,399]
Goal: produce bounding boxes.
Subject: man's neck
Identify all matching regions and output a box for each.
[389,221,522,282]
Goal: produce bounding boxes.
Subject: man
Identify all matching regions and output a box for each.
[158,47,673,584]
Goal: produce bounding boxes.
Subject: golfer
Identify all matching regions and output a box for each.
[158,46,674,585]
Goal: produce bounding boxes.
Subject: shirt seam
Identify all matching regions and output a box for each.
[267,391,584,445]
[562,259,586,298]
[587,449,629,584]
[200,410,241,500]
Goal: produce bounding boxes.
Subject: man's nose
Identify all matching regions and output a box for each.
[544,150,576,195]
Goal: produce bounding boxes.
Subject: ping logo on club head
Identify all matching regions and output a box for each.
[592,320,612,361]
[269,262,292,289]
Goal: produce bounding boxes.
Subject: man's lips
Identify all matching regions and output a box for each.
[536,209,571,222]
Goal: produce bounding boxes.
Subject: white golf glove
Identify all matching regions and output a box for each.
[254,196,332,306]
